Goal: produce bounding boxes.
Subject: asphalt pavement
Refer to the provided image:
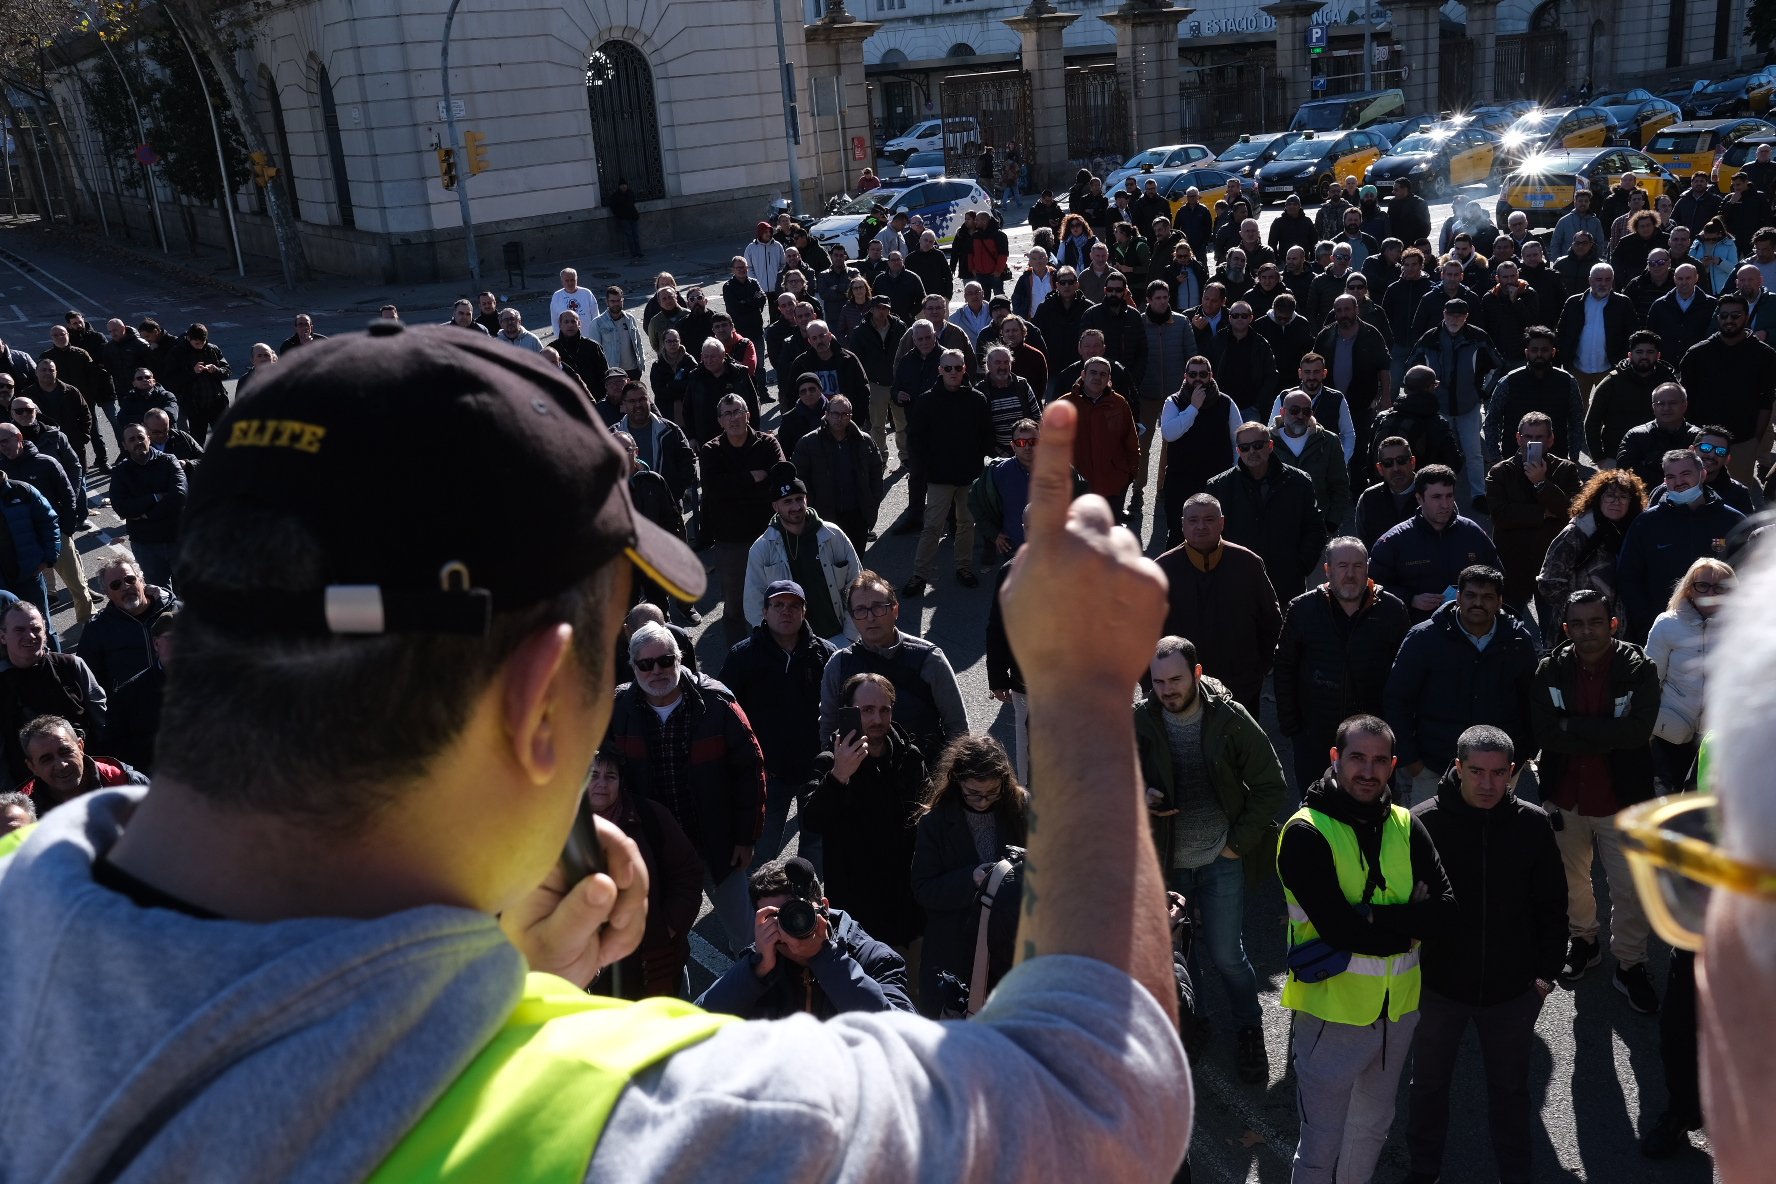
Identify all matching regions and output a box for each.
[2,189,1720,1182]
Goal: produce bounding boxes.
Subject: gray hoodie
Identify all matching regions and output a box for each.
[1,788,1192,1182]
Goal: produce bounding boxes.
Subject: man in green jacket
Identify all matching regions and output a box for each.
[1137,634,1289,1085]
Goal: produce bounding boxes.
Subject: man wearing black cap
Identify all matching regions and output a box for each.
[164,323,231,443]
[0,326,1193,1182]
[744,464,860,646]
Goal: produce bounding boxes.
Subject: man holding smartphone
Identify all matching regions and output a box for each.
[1485,412,1583,633]
[0,326,1189,1181]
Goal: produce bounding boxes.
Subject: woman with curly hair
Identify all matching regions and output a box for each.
[909,734,1029,1015]
[1056,212,1099,271]
[1536,467,1647,639]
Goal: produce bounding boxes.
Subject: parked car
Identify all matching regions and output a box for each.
[1497,105,1620,166]
[1645,118,1775,182]
[881,116,982,164]
[1365,124,1501,197]
[1590,90,1685,146]
[1105,143,1214,190]
[808,179,993,254]
[1288,88,1406,133]
[1714,131,1776,191]
[895,151,947,182]
[1208,131,1302,196]
[1455,101,1537,133]
[1686,73,1776,119]
[1256,128,1392,203]
[1370,112,1438,145]
[1495,146,1681,229]
[1130,167,1241,219]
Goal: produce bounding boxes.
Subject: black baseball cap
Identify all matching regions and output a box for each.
[181,321,705,636]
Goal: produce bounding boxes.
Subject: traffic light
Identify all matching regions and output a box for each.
[437,146,457,190]
[464,130,489,175]
[249,149,279,188]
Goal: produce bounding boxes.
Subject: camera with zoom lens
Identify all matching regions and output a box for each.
[776,896,827,941]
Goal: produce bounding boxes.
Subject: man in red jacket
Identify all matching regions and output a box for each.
[16,713,140,813]
[1058,357,1140,520]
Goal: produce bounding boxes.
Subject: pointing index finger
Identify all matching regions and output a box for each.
[1026,399,1078,540]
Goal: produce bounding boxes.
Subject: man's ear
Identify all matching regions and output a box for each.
[501,623,575,785]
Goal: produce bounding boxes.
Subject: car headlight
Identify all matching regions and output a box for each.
[1410,161,1431,172]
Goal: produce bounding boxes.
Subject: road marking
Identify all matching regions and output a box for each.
[690,932,732,978]
[0,247,107,316]
[1193,1057,1298,1170]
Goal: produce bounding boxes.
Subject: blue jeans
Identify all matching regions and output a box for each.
[1389,344,1414,392]
[617,218,641,258]
[1445,406,1485,498]
[1166,855,1262,1028]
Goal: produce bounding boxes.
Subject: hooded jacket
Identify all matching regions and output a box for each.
[20,419,85,522]
[1531,638,1661,809]
[1384,601,1538,772]
[0,440,75,529]
[1616,487,1743,644]
[110,450,187,546]
[1269,423,1349,528]
[1583,357,1679,462]
[76,585,178,694]
[1410,768,1567,1006]
[1368,384,1465,472]
[719,620,839,781]
[0,476,58,582]
[803,724,927,947]
[1484,364,1585,465]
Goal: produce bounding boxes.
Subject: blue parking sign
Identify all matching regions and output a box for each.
[1307,25,1327,47]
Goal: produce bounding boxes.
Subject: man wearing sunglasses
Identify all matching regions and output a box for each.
[605,621,766,957]
[76,555,178,696]
[1355,436,1419,548]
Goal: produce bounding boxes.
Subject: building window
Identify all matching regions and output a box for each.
[314,62,353,229]
[586,40,666,202]
[261,68,299,222]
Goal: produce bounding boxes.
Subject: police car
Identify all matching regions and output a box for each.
[1494,147,1681,229]
[808,179,993,254]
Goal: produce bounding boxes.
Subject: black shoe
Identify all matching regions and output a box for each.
[1614,962,1660,1014]
[955,570,979,588]
[890,516,922,536]
[1470,494,1489,514]
[866,531,879,542]
[1559,936,1601,986]
[679,606,703,626]
[1236,1025,1269,1085]
[899,577,928,598]
[1129,489,1144,511]
[1640,1110,1703,1157]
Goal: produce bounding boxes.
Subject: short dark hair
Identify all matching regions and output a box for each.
[1335,714,1395,752]
[1628,329,1662,351]
[0,789,34,821]
[1524,324,1557,346]
[157,505,615,829]
[1413,464,1458,496]
[1566,587,1609,611]
[1458,565,1505,595]
[1698,423,1734,442]
[846,569,896,609]
[1153,635,1198,666]
[748,857,823,907]
[1717,292,1750,315]
[18,713,75,754]
[1455,725,1514,762]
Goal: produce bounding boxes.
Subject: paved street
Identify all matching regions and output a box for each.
[5,187,1719,1182]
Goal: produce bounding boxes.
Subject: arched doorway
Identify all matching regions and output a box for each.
[586,41,665,201]
[313,62,353,228]
[260,67,299,221]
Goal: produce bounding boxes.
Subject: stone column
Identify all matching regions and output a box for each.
[1389,0,1441,117]
[1004,5,1081,192]
[803,5,883,201]
[1465,0,1500,106]
[1102,2,1191,154]
[1260,1,1324,119]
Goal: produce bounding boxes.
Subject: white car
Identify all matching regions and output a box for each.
[809,180,994,254]
[1105,143,1213,191]
[883,117,982,164]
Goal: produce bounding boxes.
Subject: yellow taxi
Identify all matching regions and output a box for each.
[1365,124,1499,197]
[1254,129,1391,203]
[1497,106,1619,166]
[1647,118,1774,180]
[1495,147,1681,228]
[1715,132,1776,191]
[1592,91,1685,146]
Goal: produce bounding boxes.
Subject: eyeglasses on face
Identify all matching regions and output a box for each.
[850,600,895,619]
[1236,440,1268,453]
[108,574,139,591]
[1010,438,1038,449]
[1690,580,1729,595]
[1284,406,1311,418]
[1185,370,1210,380]
[632,653,678,673]
[939,364,966,373]
[1619,793,1776,951]
[1378,455,1412,468]
[1697,442,1731,457]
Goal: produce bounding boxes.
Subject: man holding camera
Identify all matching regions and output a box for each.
[696,856,915,1021]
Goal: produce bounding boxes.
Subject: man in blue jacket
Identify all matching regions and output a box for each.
[1384,565,1538,804]
[1616,448,1743,644]
[697,857,915,1020]
[0,468,58,636]
[1369,464,1501,624]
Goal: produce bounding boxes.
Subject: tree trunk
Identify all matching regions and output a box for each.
[33,87,96,227]
[162,0,309,285]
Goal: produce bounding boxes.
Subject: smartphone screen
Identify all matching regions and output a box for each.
[1525,439,1544,464]
[834,705,864,743]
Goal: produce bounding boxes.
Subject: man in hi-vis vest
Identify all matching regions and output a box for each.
[1276,713,1455,1184]
[0,334,1190,1183]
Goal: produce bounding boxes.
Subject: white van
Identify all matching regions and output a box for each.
[883,116,982,163]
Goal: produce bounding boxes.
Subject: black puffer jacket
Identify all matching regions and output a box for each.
[718,621,836,782]
[76,586,177,694]
[1273,581,1409,750]
[802,725,927,947]
[0,441,75,530]
[1411,768,1568,1006]
[1205,461,1326,599]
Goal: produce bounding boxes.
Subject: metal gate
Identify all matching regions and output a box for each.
[1439,32,1474,112]
[1066,65,1129,175]
[939,69,1032,179]
[1495,31,1571,103]
[1180,57,1283,148]
[586,39,666,201]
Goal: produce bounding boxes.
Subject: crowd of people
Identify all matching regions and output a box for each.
[3,155,1773,1181]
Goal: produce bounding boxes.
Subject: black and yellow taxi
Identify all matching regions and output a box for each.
[1495,147,1681,229]
[1715,132,1776,191]
[1591,90,1684,147]
[1497,106,1619,167]
[1255,128,1391,203]
[1365,124,1499,197]
[1688,72,1776,119]
[1647,118,1775,181]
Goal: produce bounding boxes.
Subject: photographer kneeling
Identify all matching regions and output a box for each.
[696,856,916,1019]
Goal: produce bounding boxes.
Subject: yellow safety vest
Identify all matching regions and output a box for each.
[0,822,32,859]
[367,972,734,1183]
[1279,805,1421,1024]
